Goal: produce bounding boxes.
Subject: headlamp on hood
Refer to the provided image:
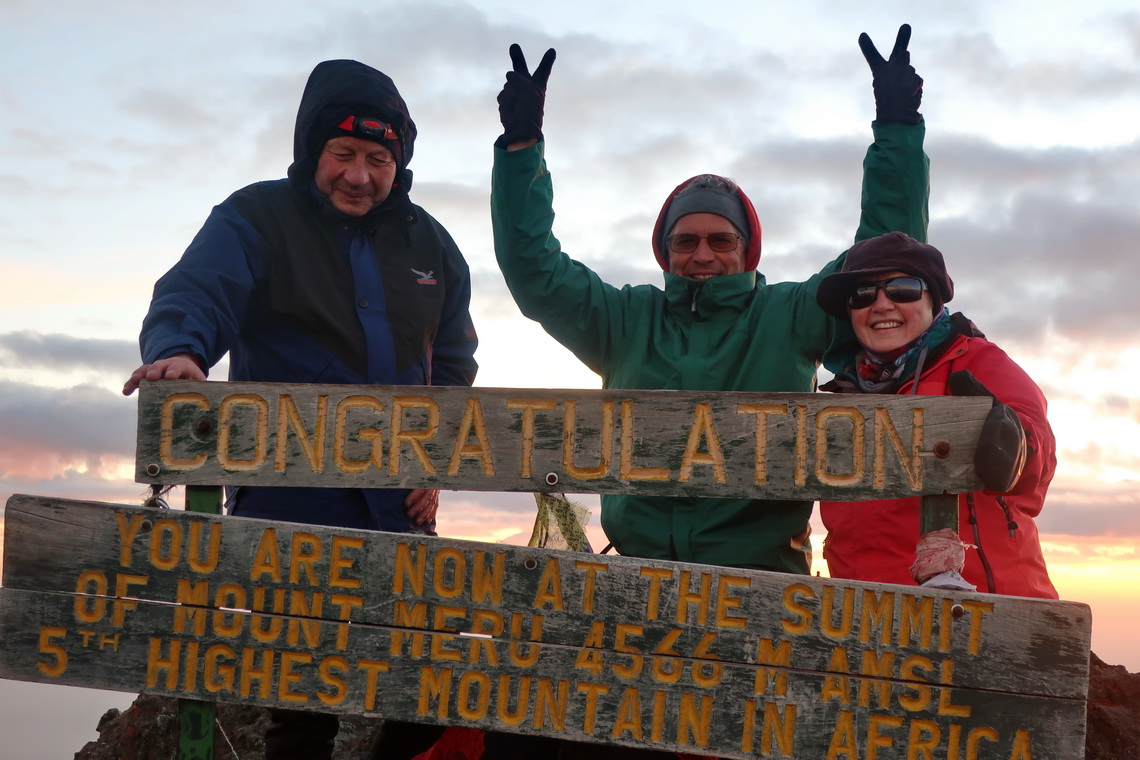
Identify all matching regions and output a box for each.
[335,115,398,142]
[331,115,402,166]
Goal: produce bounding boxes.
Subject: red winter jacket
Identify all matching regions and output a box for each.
[820,319,1058,598]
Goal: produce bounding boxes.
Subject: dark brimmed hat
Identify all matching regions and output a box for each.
[816,231,954,317]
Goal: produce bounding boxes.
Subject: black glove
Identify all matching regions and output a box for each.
[949,370,1027,493]
[859,24,923,125]
[495,43,556,150]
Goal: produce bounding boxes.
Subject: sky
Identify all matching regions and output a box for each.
[1,0,1138,756]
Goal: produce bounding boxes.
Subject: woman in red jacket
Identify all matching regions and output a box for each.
[814,232,1058,598]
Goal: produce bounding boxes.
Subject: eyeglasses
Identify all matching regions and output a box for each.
[666,233,742,254]
[847,276,927,310]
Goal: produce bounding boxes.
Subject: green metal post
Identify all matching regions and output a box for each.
[919,492,959,535]
[179,485,223,760]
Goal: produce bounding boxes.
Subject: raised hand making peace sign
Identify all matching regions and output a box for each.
[859,24,923,125]
[496,43,557,149]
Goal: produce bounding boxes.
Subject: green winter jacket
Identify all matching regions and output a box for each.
[491,122,929,572]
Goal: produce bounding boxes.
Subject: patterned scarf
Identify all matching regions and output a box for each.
[855,309,953,393]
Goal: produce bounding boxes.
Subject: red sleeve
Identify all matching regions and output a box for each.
[956,339,1056,502]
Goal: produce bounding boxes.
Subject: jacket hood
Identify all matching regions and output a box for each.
[651,175,762,272]
[287,59,417,191]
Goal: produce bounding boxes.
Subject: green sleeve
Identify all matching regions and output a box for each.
[490,143,630,374]
[855,120,930,244]
[819,121,931,371]
[798,121,929,359]
[799,120,928,310]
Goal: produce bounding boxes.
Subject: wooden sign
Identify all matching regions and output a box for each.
[1,495,1091,759]
[134,381,990,500]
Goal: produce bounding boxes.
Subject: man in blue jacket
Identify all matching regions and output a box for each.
[123,59,477,760]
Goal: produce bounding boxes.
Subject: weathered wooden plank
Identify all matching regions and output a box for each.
[0,585,1087,759]
[133,380,990,499]
[2,495,1092,702]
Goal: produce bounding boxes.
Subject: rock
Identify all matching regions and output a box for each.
[1085,651,1140,760]
[73,696,382,759]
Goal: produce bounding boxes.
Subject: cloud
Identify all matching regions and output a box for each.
[0,380,136,482]
[1124,13,1140,57]
[1033,482,1140,537]
[437,491,551,541]
[933,28,1140,102]
[118,89,221,133]
[1060,440,1140,482]
[927,138,1140,346]
[0,331,137,372]
[0,472,148,525]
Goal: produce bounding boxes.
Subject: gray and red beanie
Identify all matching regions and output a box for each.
[651,174,762,271]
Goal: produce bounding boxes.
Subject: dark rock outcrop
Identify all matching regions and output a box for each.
[1085,652,1140,760]
[74,698,381,759]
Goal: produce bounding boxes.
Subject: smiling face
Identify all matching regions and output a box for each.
[850,270,935,354]
[314,135,398,216]
[666,213,746,280]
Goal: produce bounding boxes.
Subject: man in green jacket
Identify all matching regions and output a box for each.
[491,28,929,576]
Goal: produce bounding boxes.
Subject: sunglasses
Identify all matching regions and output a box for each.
[665,232,742,254]
[847,276,927,310]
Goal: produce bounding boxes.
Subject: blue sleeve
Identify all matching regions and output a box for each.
[139,201,266,373]
[429,231,479,387]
